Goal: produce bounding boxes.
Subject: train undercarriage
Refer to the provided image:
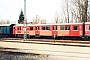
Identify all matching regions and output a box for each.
[2,34,89,41]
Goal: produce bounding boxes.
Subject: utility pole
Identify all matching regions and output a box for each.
[24,0,27,41]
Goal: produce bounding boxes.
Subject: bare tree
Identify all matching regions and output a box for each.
[60,7,67,23]
[70,7,78,23]
[54,12,60,23]
[61,0,70,23]
[66,0,69,23]
[87,1,90,22]
[83,0,88,22]
[71,0,88,22]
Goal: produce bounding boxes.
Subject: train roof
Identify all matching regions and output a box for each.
[0,24,11,26]
[13,22,90,26]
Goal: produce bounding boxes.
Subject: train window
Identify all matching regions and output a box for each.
[89,26,90,30]
[74,26,78,30]
[20,27,21,30]
[36,26,39,30]
[30,26,33,30]
[14,27,15,30]
[60,25,64,30]
[17,27,21,30]
[56,26,57,30]
[52,26,57,30]
[46,26,50,30]
[35,27,36,30]
[42,26,45,30]
[65,26,70,30]
[17,27,19,30]
[52,26,54,30]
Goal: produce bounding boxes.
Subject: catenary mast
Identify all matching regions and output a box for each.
[24,0,27,41]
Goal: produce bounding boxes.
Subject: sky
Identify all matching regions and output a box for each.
[0,0,63,23]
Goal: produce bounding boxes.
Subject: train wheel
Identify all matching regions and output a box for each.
[82,36,89,41]
[85,36,90,41]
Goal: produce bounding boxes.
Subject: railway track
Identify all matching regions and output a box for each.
[0,38,90,44]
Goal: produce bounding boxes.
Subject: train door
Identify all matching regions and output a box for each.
[52,25,57,39]
[13,26,16,35]
[35,26,40,37]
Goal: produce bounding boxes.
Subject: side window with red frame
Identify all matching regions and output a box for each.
[17,27,21,30]
[56,26,57,30]
[17,27,19,30]
[14,27,15,30]
[60,25,64,30]
[46,26,50,30]
[30,26,33,30]
[65,25,70,30]
[52,26,57,30]
[20,27,21,30]
[74,25,78,30]
[42,26,45,30]
[35,27,37,30]
[52,26,54,30]
[35,26,39,30]
[37,26,39,30]
[89,25,90,30]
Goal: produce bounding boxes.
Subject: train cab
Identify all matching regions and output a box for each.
[13,24,24,37]
[84,22,90,40]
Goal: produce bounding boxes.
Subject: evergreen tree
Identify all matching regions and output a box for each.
[18,10,24,24]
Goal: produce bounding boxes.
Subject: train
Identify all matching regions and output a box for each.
[0,22,90,40]
[0,24,15,37]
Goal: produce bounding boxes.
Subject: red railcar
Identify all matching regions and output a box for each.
[57,23,83,36]
[13,22,90,40]
[33,24,53,38]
